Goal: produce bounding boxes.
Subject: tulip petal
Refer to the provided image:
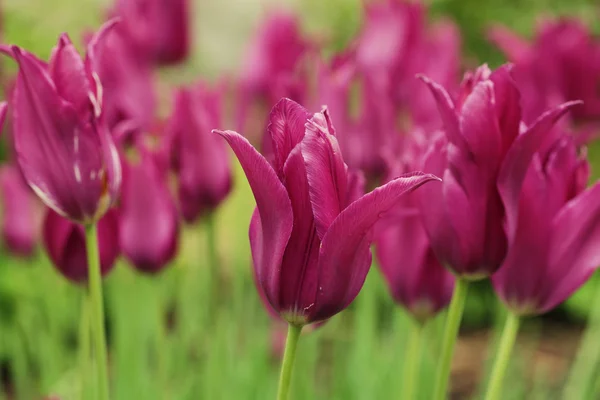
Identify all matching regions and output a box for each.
[313,172,439,321]
[267,98,311,174]
[49,34,93,113]
[417,75,467,152]
[489,65,521,151]
[214,130,293,305]
[0,102,8,135]
[303,113,348,239]
[498,100,582,242]
[540,182,600,312]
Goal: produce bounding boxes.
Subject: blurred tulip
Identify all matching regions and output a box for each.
[376,139,454,321]
[493,135,600,315]
[115,0,190,65]
[236,12,310,144]
[167,83,232,223]
[0,21,122,224]
[120,151,179,274]
[489,18,600,130]
[43,208,119,283]
[88,24,156,137]
[215,98,438,325]
[418,64,580,278]
[0,163,40,256]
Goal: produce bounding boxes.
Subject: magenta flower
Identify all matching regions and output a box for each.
[493,134,600,315]
[236,12,310,144]
[418,64,581,278]
[215,98,438,325]
[119,150,179,273]
[88,24,156,137]
[43,208,119,283]
[167,83,232,223]
[376,140,454,321]
[1,21,122,224]
[115,0,190,65]
[0,163,41,257]
[489,18,600,129]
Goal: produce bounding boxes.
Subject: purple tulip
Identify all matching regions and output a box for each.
[115,0,190,65]
[215,98,438,325]
[88,23,156,138]
[418,64,581,278]
[236,12,310,144]
[0,21,122,224]
[0,101,7,134]
[493,134,600,315]
[119,151,179,274]
[0,163,41,256]
[167,83,232,223]
[43,208,119,283]
[489,18,600,129]
[376,139,454,322]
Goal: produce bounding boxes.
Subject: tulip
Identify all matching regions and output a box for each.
[420,64,581,400]
[215,98,437,324]
[0,21,122,225]
[489,18,600,131]
[215,98,436,400]
[115,0,190,65]
[88,23,156,137]
[236,12,310,145]
[43,208,119,283]
[120,150,179,273]
[167,83,232,223]
[493,136,600,315]
[0,164,41,256]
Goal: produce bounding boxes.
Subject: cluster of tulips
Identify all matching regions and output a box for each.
[2,0,600,399]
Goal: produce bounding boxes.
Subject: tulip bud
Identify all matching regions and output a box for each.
[418,64,580,279]
[493,135,600,316]
[0,164,41,256]
[215,98,438,325]
[119,151,179,273]
[116,0,190,65]
[1,21,122,224]
[167,83,232,223]
[43,208,119,283]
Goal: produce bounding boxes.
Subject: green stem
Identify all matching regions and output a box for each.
[484,312,520,400]
[85,224,109,400]
[276,324,303,400]
[432,278,469,400]
[563,282,600,400]
[402,320,423,400]
[79,294,91,400]
[206,213,218,277]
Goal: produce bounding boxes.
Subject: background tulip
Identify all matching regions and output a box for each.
[119,150,179,274]
[43,208,119,283]
[167,83,232,223]
[216,98,438,325]
[0,163,40,256]
[1,21,122,224]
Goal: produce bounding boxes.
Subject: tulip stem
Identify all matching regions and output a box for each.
[432,278,469,400]
[276,324,302,400]
[402,320,423,400]
[484,312,520,400]
[85,224,110,400]
[79,293,91,399]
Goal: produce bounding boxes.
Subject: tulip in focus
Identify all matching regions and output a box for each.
[215,98,438,326]
[418,64,580,279]
[493,135,600,315]
[167,83,232,223]
[0,163,41,257]
[43,209,119,283]
[115,0,190,65]
[120,150,179,274]
[0,21,122,225]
